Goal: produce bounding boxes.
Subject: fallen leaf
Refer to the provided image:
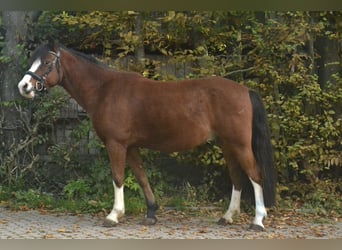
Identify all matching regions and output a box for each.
[73,224,80,232]
[0,201,8,206]
[43,234,55,239]
[18,205,30,211]
[0,220,8,225]
[314,231,326,237]
[198,227,208,233]
[140,226,148,233]
[38,209,49,215]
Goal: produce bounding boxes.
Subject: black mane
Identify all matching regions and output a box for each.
[67,47,102,65]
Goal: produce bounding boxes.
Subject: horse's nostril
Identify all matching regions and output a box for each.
[23,83,28,89]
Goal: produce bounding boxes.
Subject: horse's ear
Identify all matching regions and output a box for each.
[46,37,58,51]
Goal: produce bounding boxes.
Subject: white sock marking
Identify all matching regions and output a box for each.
[250,178,267,228]
[106,181,125,223]
[223,186,241,223]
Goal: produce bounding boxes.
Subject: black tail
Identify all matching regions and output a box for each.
[249,90,276,207]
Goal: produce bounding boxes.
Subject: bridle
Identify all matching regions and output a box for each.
[25,50,61,92]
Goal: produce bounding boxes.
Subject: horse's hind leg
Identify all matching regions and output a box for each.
[219,144,267,230]
[218,149,244,225]
[234,146,267,230]
[127,147,158,225]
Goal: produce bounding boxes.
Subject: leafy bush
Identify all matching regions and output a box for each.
[63,179,91,201]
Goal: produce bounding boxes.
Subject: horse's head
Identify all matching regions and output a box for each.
[18,43,62,99]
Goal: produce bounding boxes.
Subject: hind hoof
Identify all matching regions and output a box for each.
[249,224,265,231]
[103,218,119,227]
[141,217,157,226]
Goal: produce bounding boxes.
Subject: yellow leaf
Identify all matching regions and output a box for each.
[165,11,176,22]
[43,234,55,239]
[0,220,8,225]
[127,11,137,15]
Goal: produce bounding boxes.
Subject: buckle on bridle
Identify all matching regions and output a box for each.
[35,79,46,92]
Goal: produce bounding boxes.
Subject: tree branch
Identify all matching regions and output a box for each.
[225,66,256,76]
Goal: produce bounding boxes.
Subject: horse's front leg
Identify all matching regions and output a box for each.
[103,141,127,227]
[127,147,158,225]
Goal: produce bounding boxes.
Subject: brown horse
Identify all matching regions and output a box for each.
[18,42,276,231]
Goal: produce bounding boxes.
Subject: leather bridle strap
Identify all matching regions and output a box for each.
[25,50,61,92]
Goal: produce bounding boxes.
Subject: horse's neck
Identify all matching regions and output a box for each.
[60,51,107,115]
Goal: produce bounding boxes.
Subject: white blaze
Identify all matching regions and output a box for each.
[18,58,41,99]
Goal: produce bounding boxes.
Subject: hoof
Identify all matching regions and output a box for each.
[248,224,265,231]
[141,217,157,226]
[217,218,229,226]
[103,218,119,227]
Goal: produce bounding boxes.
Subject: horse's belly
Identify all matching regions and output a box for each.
[139,125,214,153]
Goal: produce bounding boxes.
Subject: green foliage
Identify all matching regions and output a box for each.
[63,179,91,201]
[272,76,342,182]
[1,188,54,210]
[13,189,54,209]
[164,195,188,211]
[0,88,68,187]
[281,180,342,216]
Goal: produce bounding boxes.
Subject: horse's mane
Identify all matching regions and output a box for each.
[66,47,104,66]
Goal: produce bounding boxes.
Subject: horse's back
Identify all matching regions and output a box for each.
[96,73,252,152]
[140,76,250,147]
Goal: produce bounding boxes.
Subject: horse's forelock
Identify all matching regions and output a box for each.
[29,44,54,64]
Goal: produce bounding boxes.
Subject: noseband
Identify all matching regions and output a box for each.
[25,51,61,92]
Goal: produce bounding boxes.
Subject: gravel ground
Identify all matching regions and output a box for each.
[0,206,341,239]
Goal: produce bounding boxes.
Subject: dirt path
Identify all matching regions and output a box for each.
[0,206,341,239]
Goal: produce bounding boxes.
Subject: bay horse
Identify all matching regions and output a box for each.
[18,42,276,231]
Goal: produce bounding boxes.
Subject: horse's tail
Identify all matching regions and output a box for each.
[249,90,276,207]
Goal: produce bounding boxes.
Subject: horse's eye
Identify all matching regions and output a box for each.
[43,60,50,65]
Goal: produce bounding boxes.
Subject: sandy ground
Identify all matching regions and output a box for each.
[1,206,341,239]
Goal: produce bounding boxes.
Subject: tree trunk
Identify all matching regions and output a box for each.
[1,12,26,101]
[134,12,145,71]
[315,36,340,88]
[1,11,41,101]
[0,11,40,184]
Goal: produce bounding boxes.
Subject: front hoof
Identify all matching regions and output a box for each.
[103,218,119,227]
[217,218,232,226]
[141,217,157,226]
[217,218,227,225]
[248,224,265,231]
